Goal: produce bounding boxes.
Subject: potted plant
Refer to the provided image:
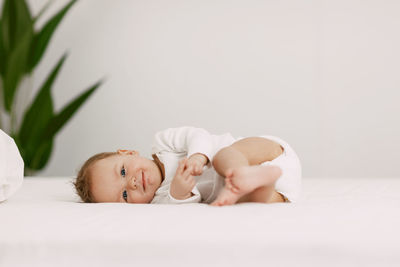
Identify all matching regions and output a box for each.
[0,0,102,175]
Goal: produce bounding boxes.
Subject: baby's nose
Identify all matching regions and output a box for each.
[128,177,137,190]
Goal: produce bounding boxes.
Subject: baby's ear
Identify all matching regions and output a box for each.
[117,149,139,156]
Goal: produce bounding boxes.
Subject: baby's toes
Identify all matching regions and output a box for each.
[225,178,240,194]
[225,177,232,187]
[210,199,224,206]
[210,191,230,206]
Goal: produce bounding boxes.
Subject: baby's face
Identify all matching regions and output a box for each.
[90,150,163,203]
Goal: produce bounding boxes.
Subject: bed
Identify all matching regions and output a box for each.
[1,176,399,267]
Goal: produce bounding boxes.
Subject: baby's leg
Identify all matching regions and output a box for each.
[211,164,283,206]
[210,137,284,206]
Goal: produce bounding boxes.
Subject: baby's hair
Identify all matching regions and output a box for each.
[74,152,117,203]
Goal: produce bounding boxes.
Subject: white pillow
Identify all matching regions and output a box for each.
[0,129,24,202]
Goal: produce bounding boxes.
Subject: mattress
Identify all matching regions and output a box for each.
[1,177,400,267]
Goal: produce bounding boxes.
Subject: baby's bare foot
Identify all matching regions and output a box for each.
[209,185,239,206]
[210,165,281,206]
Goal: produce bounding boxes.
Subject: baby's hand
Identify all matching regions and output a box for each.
[170,159,196,200]
[185,153,209,176]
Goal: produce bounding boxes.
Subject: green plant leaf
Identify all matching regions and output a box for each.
[26,139,53,171]
[0,18,4,75]
[28,0,77,72]
[18,54,67,161]
[1,0,33,54]
[2,28,32,111]
[1,0,34,111]
[26,79,102,171]
[43,80,102,140]
[0,0,11,53]
[33,0,53,23]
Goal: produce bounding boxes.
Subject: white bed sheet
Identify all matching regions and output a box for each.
[1,177,400,267]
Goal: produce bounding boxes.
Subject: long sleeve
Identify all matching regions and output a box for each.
[150,126,217,204]
[152,126,216,161]
[150,186,201,204]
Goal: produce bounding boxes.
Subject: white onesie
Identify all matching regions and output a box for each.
[150,126,301,204]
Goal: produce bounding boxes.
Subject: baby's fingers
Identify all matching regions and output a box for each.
[187,175,196,188]
[187,162,201,175]
[191,167,201,176]
[177,158,187,174]
[195,164,204,175]
[183,165,193,180]
[192,166,199,175]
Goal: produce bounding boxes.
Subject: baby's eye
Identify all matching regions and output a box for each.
[122,190,128,202]
[121,166,126,177]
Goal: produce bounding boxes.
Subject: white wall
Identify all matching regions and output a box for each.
[24,0,400,178]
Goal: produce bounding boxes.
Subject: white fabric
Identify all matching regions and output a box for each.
[1,177,400,267]
[151,126,301,204]
[151,126,235,204]
[0,129,24,202]
[257,135,302,202]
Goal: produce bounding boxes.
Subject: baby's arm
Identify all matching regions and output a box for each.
[184,153,209,175]
[168,153,208,200]
[151,127,214,203]
[170,159,197,200]
[152,127,215,163]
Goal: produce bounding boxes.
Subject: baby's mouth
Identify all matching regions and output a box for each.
[142,171,146,191]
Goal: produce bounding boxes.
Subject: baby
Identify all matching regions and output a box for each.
[74,126,301,206]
